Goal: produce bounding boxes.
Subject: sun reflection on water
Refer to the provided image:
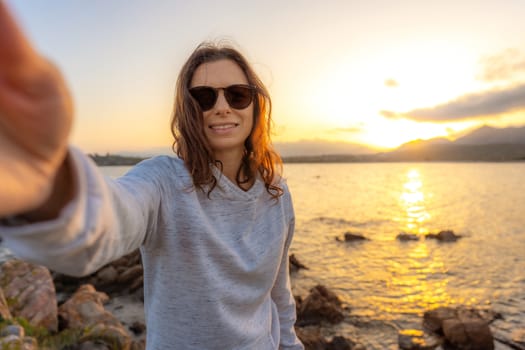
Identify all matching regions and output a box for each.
[380,242,453,315]
[399,169,431,234]
[375,168,453,315]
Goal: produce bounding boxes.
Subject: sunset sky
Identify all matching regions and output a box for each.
[7,0,525,153]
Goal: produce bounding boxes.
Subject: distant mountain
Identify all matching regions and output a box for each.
[274,140,378,157]
[454,125,525,145]
[378,143,525,162]
[377,125,525,162]
[281,125,525,162]
[104,125,525,164]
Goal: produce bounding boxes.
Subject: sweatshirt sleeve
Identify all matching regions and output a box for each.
[0,146,163,276]
[270,191,304,350]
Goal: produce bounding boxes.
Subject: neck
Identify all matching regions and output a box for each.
[214,149,253,190]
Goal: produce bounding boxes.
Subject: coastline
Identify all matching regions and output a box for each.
[1,251,522,349]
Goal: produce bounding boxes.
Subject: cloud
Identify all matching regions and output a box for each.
[478,48,525,82]
[384,78,399,88]
[381,83,525,122]
[330,124,365,134]
[380,110,399,119]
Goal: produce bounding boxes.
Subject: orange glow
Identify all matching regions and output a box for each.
[399,169,431,234]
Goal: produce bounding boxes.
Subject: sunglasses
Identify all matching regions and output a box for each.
[189,84,256,111]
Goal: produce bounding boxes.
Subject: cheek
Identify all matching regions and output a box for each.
[201,111,212,127]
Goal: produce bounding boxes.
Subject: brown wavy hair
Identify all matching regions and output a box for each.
[171,42,283,198]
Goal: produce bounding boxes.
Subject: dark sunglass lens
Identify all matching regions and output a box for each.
[190,87,217,111]
[225,85,254,109]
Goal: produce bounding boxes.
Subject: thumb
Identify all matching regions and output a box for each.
[0,1,37,67]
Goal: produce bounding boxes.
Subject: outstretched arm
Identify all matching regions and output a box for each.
[0,1,74,219]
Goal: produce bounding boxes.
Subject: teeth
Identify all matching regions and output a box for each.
[210,123,237,129]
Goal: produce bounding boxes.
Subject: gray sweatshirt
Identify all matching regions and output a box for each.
[0,147,304,350]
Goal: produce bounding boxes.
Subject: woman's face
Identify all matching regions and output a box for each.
[190,59,254,159]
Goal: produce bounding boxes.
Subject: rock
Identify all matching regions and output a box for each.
[0,334,38,350]
[426,230,461,242]
[512,328,525,345]
[58,284,132,349]
[443,317,494,350]
[297,285,345,326]
[0,288,12,320]
[75,340,111,350]
[423,306,494,350]
[59,284,112,328]
[423,307,457,333]
[129,275,144,293]
[0,324,25,337]
[326,335,355,350]
[0,259,58,332]
[79,323,132,350]
[96,266,119,286]
[130,339,146,350]
[290,254,309,273]
[295,326,328,350]
[295,326,362,350]
[397,233,420,241]
[129,321,146,335]
[112,250,142,269]
[336,232,368,242]
[118,265,143,285]
[53,248,144,296]
[398,329,442,350]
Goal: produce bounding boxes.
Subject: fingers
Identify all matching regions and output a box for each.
[0,1,36,67]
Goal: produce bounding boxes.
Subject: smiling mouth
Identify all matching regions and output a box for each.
[209,123,239,130]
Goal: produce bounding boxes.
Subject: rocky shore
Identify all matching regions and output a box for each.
[0,249,523,350]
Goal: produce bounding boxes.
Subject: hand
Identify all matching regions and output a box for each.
[0,2,73,217]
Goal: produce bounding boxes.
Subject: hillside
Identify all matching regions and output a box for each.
[91,125,525,165]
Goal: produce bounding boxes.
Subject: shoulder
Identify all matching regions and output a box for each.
[273,176,294,215]
[273,174,291,197]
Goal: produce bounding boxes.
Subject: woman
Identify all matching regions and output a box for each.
[0,3,304,349]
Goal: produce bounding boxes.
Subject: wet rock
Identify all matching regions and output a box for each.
[425,230,461,242]
[423,306,457,333]
[290,254,309,273]
[397,233,420,241]
[398,329,442,350]
[295,326,363,350]
[423,306,494,350]
[511,328,525,345]
[297,285,345,326]
[0,259,58,332]
[336,232,369,242]
[326,335,355,350]
[295,326,328,350]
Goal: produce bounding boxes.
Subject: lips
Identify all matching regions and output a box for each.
[209,123,239,131]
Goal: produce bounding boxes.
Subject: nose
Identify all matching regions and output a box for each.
[214,89,230,113]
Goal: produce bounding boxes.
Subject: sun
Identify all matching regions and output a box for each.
[295,38,481,148]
